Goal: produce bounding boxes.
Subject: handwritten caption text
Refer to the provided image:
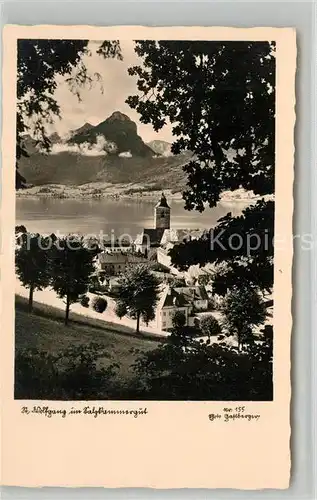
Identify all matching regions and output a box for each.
[208,406,260,422]
[21,405,148,419]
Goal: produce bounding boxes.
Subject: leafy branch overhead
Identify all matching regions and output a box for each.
[168,200,274,294]
[126,40,275,296]
[126,40,275,211]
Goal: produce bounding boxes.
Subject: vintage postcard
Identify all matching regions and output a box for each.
[1,25,295,488]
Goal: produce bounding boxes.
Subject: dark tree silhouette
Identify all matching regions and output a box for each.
[16,40,122,188]
[172,310,186,330]
[221,286,267,351]
[131,332,273,401]
[199,314,221,338]
[169,200,274,295]
[127,41,275,209]
[15,224,27,234]
[15,342,119,400]
[114,265,160,333]
[127,41,275,297]
[50,236,98,325]
[15,233,51,312]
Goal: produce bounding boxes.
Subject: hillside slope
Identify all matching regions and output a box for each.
[18,151,192,190]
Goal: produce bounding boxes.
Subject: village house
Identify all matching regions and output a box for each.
[157,228,209,271]
[97,252,148,276]
[160,228,206,246]
[83,236,135,253]
[156,243,180,275]
[101,239,135,253]
[156,284,209,332]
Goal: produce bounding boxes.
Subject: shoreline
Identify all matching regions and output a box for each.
[16,183,271,204]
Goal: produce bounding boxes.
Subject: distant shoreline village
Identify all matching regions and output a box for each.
[16,183,271,204]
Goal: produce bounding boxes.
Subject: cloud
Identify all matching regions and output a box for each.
[49,142,107,156]
[49,134,116,156]
[118,151,132,158]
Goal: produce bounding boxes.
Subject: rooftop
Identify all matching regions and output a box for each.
[159,285,209,308]
[135,228,165,247]
[160,228,207,246]
[99,252,148,264]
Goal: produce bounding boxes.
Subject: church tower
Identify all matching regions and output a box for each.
[154,193,170,229]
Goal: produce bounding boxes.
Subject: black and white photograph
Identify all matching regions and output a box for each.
[14,37,276,401]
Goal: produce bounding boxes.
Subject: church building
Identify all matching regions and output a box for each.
[154,192,170,229]
[134,193,171,255]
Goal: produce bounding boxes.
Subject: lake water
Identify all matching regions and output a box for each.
[16,197,250,238]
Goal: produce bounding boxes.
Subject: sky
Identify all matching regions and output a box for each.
[51,40,174,143]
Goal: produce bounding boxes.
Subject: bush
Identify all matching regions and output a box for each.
[15,343,119,400]
[200,314,222,337]
[91,188,102,196]
[92,297,108,313]
[80,295,90,308]
[172,310,186,329]
[130,333,273,400]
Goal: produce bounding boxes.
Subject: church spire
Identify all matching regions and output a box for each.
[154,192,170,229]
[156,192,169,208]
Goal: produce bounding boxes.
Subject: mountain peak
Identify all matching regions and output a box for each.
[70,122,93,136]
[107,111,132,122]
[68,111,155,158]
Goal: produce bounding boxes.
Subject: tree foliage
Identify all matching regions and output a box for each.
[15,330,273,401]
[15,233,51,311]
[130,332,273,400]
[50,236,98,325]
[199,314,221,337]
[169,200,274,294]
[127,40,275,210]
[15,342,119,400]
[127,41,275,298]
[221,286,267,350]
[114,265,160,332]
[172,310,186,330]
[16,39,122,188]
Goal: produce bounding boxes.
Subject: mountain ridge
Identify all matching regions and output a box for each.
[68,111,155,157]
[18,151,191,189]
[18,111,190,191]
